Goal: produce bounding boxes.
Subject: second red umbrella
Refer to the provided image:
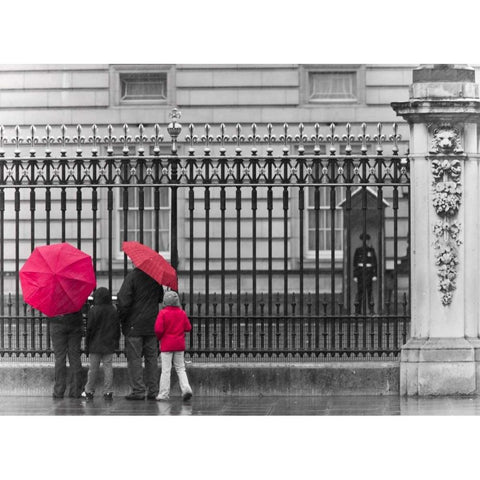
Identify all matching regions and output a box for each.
[122,241,178,291]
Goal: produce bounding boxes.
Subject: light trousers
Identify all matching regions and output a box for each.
[85,353,114,395]
[158,351,192,399]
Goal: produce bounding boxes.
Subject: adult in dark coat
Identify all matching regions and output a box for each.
[353,233,377,314]
[117,268,164,400]
[83,287,121,399]
[50,310,83,398]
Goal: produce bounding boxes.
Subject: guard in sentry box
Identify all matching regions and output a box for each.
[353,233,377,314]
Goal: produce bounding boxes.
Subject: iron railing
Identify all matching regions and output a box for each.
[1,291,409,361]
[0,113,410,360]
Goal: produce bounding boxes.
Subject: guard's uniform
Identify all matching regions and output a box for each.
[353,244,377,313]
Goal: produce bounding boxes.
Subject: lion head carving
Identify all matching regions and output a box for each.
[430,125,463,154]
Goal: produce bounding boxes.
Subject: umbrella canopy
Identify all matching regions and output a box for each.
[19,243,96,317]
[122,241,178,291]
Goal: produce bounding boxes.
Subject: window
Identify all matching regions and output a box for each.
[115,146,171,257]
[307,187,345,257]
[110,65,174,106]
[118,186,170,253]
[300,65,364,104]
[295,143,346,258]
[120,72,167,101]
[309,72,356,101]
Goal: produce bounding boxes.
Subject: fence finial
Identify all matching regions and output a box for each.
[343,123,354,154]
[217,123,229,152]
[280,123,291,153]
[374,123,386,154]
[0,125,5,157]
[186,124,197,153]
[248,123,260,151]
[135,124,147,155]
[104,125,115,155]
[167,108,182,153]
[202,123,213,150]
[121,124,131,155]
[327,123,338,155]
[233,123,244,153]
[13,125,22,157]
[358,123,370,154]
[89,124,99,156]
[311,123,323,153]
[389,123,401,154]
[28,125,38,156]
[264,123,276,152]
[295,123,307,153]
[149,124,163,156]
[75,124,85,156]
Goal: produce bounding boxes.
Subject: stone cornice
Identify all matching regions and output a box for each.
[391,99,480,124]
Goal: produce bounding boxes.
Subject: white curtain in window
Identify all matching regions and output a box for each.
[118,185,170,252]
[307,187,345,252]
[125,80,166,99]
[121,73,167,100]
[310,72,355,100]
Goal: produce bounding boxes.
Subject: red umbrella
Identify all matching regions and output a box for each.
[19,242,96,317]
[122,241,178,291]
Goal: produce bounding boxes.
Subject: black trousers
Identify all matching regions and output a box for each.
[355,278,374,313]
[50,321,83,397]
[125,335,159,397]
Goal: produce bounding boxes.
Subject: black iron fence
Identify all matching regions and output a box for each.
[0,114,410,360]
[0,291,409,361]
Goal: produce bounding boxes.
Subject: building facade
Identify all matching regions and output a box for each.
[0,63,413,280]
[0,64,418,358]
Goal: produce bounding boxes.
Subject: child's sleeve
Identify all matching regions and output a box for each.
[114,310,121,350]
[117,274,134,333]
[184,311,192,333]
[85,309,96,354]
[154,311,164,340]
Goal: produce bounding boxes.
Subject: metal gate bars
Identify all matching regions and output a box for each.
[0,113,410,360]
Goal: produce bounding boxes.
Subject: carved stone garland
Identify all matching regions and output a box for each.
[430,125,463,306]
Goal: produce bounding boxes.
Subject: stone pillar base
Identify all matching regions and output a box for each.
[400,337,478,396]
[468,337,480,393]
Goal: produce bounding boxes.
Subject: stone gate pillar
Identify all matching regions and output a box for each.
[392,64,480,395]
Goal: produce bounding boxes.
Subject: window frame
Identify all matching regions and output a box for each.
[288,144,347,268]
[109,64,175,106]
[305,184,346,261]
[299,64,365,105]
[111,145,172,261]
[302,142,376,260]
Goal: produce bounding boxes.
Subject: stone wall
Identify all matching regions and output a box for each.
[0,361,399,397]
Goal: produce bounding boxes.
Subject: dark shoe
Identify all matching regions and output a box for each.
[147,393,158,400]
[125,393,145,401]
[52,393,64,399]
[182,392,193,402]
[103,393,113,401]
[81,391,94,400]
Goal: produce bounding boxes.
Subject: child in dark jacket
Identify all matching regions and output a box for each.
[154,291,193,401]
[82,287,121,400]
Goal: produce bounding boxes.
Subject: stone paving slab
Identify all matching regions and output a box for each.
[1,394,480,415]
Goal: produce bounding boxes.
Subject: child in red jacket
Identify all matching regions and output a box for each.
[154,290,193,401]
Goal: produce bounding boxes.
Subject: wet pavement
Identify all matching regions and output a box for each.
[2,394,480,415]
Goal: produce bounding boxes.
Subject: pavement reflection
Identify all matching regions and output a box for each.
[2,394,480,415]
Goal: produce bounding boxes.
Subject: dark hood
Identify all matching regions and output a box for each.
[93,287,112,306]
